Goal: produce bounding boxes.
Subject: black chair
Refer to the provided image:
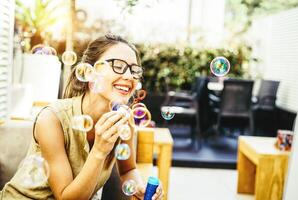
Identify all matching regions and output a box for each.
[253,79,280,110]
[252,80,280,136]
[215,79,254,136]
[160,76,209,150]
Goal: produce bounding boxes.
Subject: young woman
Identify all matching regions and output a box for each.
[0,34,163,200]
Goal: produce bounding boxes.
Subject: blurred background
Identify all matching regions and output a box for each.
[1,0,298,199]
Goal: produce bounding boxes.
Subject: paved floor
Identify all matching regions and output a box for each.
[157,167,254,200]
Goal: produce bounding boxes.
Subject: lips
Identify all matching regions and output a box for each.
[113,83,132,95]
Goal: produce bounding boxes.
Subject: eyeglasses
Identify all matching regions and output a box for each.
[105,58,143,80]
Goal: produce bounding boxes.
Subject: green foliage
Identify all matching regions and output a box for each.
[226,0,298,33]
[15,0,65,32]
[15,0,67,49]
[137,44,252,93]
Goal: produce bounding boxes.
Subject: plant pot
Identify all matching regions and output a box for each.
[21,54,61,102]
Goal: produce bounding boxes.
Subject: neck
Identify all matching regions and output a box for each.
[82,91,110,123]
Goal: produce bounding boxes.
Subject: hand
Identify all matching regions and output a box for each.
[134,183,164,200]
[92,111,128,157]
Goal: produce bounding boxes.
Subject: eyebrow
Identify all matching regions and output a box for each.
[106,58,139,66]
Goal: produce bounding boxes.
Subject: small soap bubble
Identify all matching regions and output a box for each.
[132,107,147,119]
[115,143,131,160]
[75,63,95,82]
[62,51,77,66]
[31,44,57,56]
[132,105,152,127]
[161,106,175,120]
[136,82,142,90]
[71,115,93,132]
[48,46,57,56]
[132,103,147,109]
[18,155,50,188]
[117,105,131,118]
[110,101,121,111]
[31,44,44,54]
[122,179,137,196]
[94,60,109,74]
[118,124,131,140]
[210,56,230,77]
[109,101,131,118]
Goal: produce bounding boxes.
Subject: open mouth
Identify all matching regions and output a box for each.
[113,84,132,95]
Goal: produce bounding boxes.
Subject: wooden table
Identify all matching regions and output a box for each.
[153,128,173,200]
[137,128,173,200]
[237,136,290,200]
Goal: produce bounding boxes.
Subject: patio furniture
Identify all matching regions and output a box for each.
[237,136,290,200]
[252,80,280,136]
[214,79,254,136]
[152,128,173,200]
[253,79,280,110]
[160,76,209,150]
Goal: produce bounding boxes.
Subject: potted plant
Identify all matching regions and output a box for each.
[14,0,66,103]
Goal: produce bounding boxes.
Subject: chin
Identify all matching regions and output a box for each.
[109,94,130,105]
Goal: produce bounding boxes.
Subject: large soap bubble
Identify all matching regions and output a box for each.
[18,155,50,188]
[122,179,137,196]
[115,143,131,160]
[210,56,230,77]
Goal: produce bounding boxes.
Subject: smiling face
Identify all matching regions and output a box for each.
[94,43,140,104]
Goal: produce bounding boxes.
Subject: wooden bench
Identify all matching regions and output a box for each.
[137,127,173,200]
[237,136,290,200]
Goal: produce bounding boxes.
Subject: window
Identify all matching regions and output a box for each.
[0,0,14,122]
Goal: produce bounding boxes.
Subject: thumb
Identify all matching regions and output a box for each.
[137,184,146,193]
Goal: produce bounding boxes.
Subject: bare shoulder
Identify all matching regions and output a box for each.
[34,107,64,147]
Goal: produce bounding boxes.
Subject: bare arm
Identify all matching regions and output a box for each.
[117,126,145,188]
[35,109,126,200]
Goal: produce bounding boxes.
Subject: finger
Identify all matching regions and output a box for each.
[108,131,120,143]
[97,113,123,133]
[103,118,129,139]
[156,185,162,194]
[95,111,118,127]
[136,184,146,194]
[152,193,158,200]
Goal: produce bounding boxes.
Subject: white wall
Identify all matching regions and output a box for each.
[250,8,298,112]
[250,7,298,200]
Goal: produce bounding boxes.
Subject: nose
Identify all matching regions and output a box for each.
[122,66,134,80]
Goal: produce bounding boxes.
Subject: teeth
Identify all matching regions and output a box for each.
[114,85,129,92]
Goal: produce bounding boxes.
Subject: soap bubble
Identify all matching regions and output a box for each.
[31,44,44,54]
[161,106,175,120]
[132,104,152,127]
[94,60,109,74]
[136,82,142,90]
[18,155,50,188]
[210,56,230,77]
[110,102,131,118]
[115,143,131,160]
[132,103,147,110]
[132,106,147,119]
[122,179,137,196]
[118,124,131,140]
[31,44,57,56]
[75,63,95,82]
[62,51,77,66]
[71,115,93,132]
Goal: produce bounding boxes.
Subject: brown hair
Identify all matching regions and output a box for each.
[63,34,141,99]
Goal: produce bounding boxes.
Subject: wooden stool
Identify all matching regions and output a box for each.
[237,136,290,200]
